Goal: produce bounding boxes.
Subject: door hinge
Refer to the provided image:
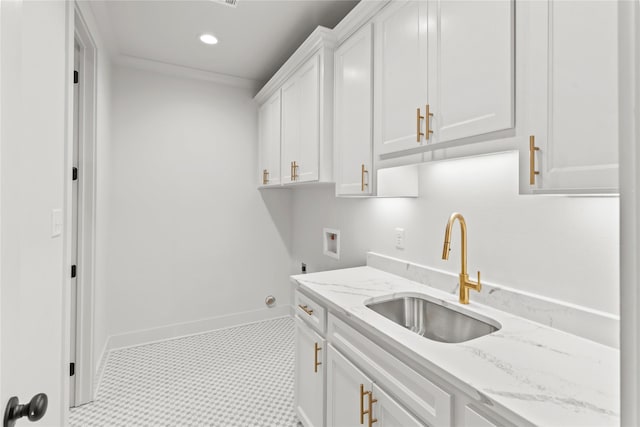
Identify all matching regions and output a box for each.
[74,70,79,84]
[72,167,78,181]
[70,363,75,376]
[71,265,77,278]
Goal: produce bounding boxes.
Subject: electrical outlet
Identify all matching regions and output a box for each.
[394,228,405,249]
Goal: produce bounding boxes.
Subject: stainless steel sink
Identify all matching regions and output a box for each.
[366,296,499,343]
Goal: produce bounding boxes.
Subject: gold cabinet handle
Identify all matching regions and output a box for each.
[298,304,313,316]
[529,135,540,185]
[293,161,298,181]
[425,104,434,141]
[360,384,367,425]
[416,108,424,142]
[314,342,322,373]
[361,164,368,192]
[262,169,269,185]
[368,391,378,427]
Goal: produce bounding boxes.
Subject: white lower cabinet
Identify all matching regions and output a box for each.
[327,344,422,427]
[295,317,326,427]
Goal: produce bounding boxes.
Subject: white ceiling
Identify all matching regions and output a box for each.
[88,0,359,84]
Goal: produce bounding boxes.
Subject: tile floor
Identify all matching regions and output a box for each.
[70,316,298,426]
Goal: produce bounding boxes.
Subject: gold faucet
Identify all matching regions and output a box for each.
[441,212,481,304]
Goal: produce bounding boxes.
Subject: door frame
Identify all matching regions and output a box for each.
[69,4,98,407]
[620,0,639,424]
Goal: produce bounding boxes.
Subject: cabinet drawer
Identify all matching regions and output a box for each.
[464,405,502,427]
[295,290,326,334]
[328,314,452,426]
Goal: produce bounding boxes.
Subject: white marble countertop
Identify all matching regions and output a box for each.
[292,266,619,427]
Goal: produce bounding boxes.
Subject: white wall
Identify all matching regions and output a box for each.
[106,65,292,339]
[292,151,619,316]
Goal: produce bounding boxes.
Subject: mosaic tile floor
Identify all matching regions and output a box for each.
[70,317,298,426]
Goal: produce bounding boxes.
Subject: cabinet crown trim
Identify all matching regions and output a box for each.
[254,26,336,104]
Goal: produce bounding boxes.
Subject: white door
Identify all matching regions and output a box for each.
[295,318,325,427]
[281,73,299,184]
[295,55,320,183]
[0,1,71,425]
[334,23,374,196]
[427,0,514,144]
[258,91,281,186]
[524,0,618,191]
[326,344,373,427]
[372,384,424,427]
[374,0,429,155]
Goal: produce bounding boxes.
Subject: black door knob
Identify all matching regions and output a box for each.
[3,393,48,427]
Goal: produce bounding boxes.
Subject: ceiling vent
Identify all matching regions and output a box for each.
[210,0,237,7]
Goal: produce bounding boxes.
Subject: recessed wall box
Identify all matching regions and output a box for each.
[323,228,340,259]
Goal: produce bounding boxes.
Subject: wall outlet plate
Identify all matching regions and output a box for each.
[395,227,405,249]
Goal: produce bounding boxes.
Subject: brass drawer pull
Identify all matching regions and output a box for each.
[293,161,298,181]
[359,385,377,426]
[425,104,434,141]
[416,107,424,142]
[360,384,367,425]
[298,304,313,316]
[262,169,269,185]
[361,164,368,192]
[314,342,322,373]
[529,135,540,185]
[368,391,378,427]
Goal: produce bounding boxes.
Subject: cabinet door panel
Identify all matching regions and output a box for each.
[544,0,618,190]
[295,318,325,427]
[374,1,429,155]
[281,76,299,184]
[326,344,371,427]
[297,56,320,182]
[258,92,281,186]
[335,24,373,196]
[372,384,424,427]
[428,0,514,144]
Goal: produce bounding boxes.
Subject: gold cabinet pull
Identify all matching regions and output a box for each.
[293,161,298,181]
[360,384,367,425]
[361,164,368,192]
[298,304,313,316]
[313,342,322,373]
[529,135,540,185]
[262,169,269,185]
[416,108,424,142]
[425,104,434,141]
[290,161,294,181]
[368,391,378,427]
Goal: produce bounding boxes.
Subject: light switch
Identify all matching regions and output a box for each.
[395,227,405,249]
[51,209,62,238]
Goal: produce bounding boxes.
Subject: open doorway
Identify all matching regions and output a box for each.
[70,7,98,408]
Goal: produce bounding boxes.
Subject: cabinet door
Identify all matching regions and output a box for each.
[372,384,424,427]
[524,0,618,191]
[295,318,325,427]
[427,0,514,144]
[281,73,300,184]
[374,1,429,155]
[327,344,372,427]
[334,23,373,196]
[258,91,281,186]
[297,55,321,183]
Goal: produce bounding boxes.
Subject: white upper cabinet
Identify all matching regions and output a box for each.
[334,23,374,196]
[255,27,335,188]
[257,91,281,187]
[282,55,321,184]
[373,0,514,157]
[427,0,514,144]
[374,1,429,156]
[522,0,618,192]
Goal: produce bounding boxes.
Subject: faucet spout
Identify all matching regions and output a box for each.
[441,212,480,304]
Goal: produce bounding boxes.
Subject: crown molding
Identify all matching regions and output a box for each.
[333,0,390,44]
[254,26,336,104]
[114,55,259,90]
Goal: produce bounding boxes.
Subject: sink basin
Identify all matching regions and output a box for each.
[366,296,500,343]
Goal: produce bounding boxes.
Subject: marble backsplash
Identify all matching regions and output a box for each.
[366,252,619,348]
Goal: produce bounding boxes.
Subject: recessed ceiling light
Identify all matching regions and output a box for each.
[199,34,219,45]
